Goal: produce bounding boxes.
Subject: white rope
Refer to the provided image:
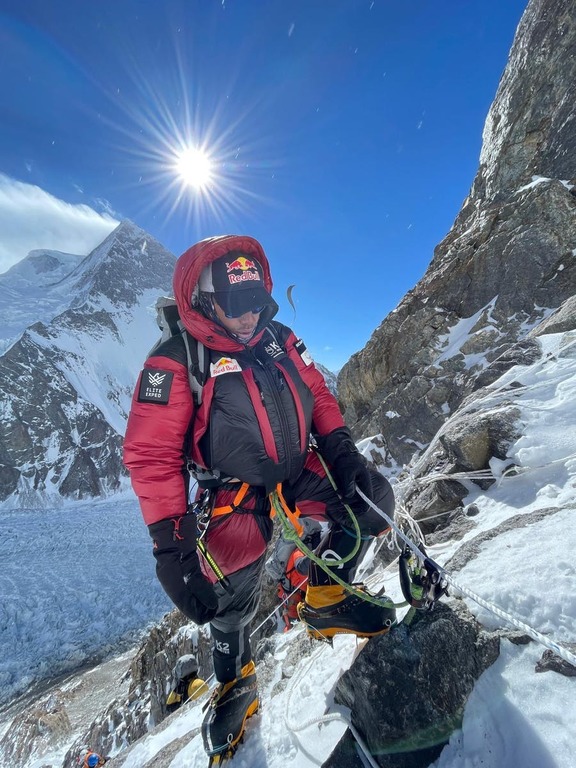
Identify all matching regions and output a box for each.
[395,468,495,493]
[390,454,576,534]
[283,642,380,768]
[393,500,427,547]
[406,452,576,491]
[443,573,576,666]
[494,451,576,485]
[357,487,576,668]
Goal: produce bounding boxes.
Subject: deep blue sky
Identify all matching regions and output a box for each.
[0,0,527,370]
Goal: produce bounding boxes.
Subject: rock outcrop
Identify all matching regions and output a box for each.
[61,611,207,765]
[60,577,280,765]
[324,601,501,768]
[0,693,72,768]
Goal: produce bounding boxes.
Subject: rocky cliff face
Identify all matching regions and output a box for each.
[338,0,576,468]
[0,221,175,508]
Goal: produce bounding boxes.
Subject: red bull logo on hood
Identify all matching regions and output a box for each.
[226,255,261,284]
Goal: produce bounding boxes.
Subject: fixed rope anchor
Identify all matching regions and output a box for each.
[356,487,576,668]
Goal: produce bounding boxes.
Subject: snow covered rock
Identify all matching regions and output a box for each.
[0,692,71,767]
[397,396,521,533]
[315,361,338,396]
[61,610,209,765]
[325,601,500,768]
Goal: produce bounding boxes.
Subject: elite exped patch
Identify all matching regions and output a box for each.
[138,369,174,404]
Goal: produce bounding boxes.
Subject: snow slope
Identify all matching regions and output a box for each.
[1,330,575,768]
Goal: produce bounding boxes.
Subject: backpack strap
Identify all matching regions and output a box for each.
[154,296,209,406]
[181,329,208,406]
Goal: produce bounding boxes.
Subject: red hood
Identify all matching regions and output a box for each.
[173,235,275,352]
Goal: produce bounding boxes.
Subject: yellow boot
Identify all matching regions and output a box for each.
[201,661,259,761]
[298,584,396,640]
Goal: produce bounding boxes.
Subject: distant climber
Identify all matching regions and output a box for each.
[166,653,208,712]
[79,749,109,767]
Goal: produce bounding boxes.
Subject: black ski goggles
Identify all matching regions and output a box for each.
[212,290,269,319]
[223,304,265,319]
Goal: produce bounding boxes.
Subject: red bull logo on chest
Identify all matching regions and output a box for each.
[211,357,242,377]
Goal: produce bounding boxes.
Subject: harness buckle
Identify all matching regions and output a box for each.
[187,459,228,488]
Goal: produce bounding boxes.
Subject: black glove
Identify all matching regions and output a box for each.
[318,427,373,506]
[148,515,218,625]
[332,451,372,502]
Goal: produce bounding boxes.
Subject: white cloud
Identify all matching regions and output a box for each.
[0,174,119,274]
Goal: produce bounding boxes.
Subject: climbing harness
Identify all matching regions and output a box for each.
[191,481,268,597]
[192,447,448,622]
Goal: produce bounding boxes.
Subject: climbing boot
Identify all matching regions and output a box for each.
[298,584,396,641]
[202,660,259,762]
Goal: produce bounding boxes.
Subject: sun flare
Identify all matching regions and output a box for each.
[174,146,213,190]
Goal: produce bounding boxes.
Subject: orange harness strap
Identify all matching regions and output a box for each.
[210,483,303,535]
[270,483,304,537]
[211,482,251,518]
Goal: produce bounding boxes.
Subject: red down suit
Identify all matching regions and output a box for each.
[124,236,395,685]
[123,236,346,578]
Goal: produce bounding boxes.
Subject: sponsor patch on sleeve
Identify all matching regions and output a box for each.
[295,339,314,366]
[137,369,174,404]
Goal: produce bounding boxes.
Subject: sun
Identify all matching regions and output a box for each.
[174,146,213,190]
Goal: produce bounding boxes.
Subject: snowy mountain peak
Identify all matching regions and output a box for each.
[1,248,84,286]
[61,219,175,309]
[0,221,176,508]
[0,249,85,354]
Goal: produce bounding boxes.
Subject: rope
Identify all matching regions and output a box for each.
[269,490,404,610]
[399,469,495,489]
[394,451,576,498]
[283,643,380,768]
[249,580,308,638]
[357,488,576,667]
[494,451,576,485]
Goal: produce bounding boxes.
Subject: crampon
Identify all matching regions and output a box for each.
[202,661,259,765]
